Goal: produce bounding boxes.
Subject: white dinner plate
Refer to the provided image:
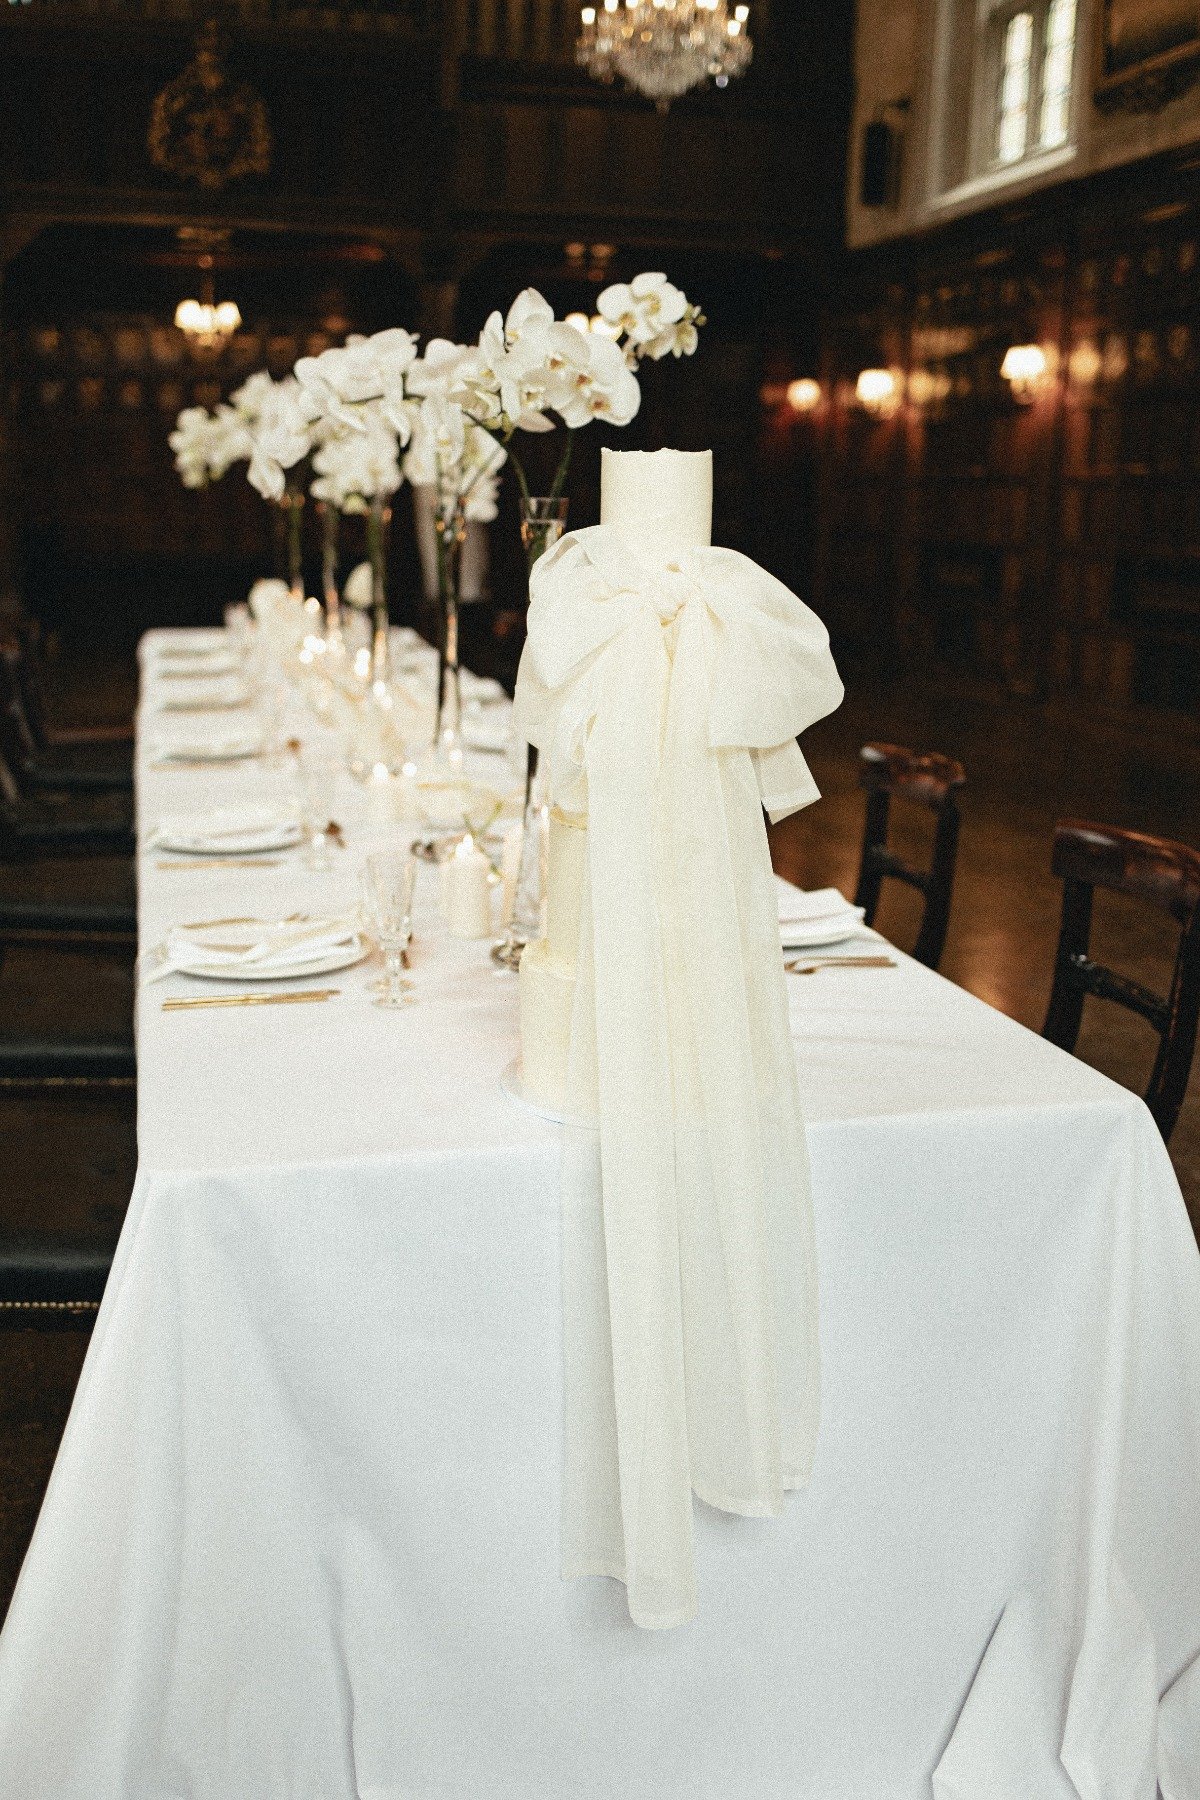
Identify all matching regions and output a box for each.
[153,936,369,983]
[154,631,229,656]
[779,918,872,952]
[148,809,303,856]
[156,688,251,713]
[151,734,263,765]
[153,653,243,679]
[463,720,512,755]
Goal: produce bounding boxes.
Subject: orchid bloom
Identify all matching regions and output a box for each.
[310,408,403,510]
[597,272,687,347]
[169,407,218,489]
[246,376,316,502]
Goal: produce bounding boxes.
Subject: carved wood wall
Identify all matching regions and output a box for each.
[0,0,850,646]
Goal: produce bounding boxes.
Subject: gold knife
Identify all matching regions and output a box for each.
[786,955,896,975]
[162,988,340,1012]
[155,858,284,870]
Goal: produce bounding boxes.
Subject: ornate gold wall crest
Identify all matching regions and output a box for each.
[148,19,271,191]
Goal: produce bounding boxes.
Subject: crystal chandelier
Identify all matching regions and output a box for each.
[173,227,242,353]
[174,291,242,352]
[577,0,752,111]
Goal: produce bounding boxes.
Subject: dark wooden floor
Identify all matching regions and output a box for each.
[1,662,1196,1629]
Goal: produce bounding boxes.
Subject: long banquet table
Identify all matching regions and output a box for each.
[0,629,1198,1798]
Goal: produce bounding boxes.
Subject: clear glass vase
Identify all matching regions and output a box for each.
[492,494,570,971]
[317,499,344,657]
[365,494,393,696]
[432,500,467,769]
[279,489,306,605]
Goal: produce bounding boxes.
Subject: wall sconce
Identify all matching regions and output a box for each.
[786,377,821,413]
[1000,343,1049,402]
[855,367,900,414]
[1067,340,1102,386]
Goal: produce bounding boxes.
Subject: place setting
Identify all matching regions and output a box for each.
[145,804,304,869]
[146,727,265,767]
[775,881,896,974]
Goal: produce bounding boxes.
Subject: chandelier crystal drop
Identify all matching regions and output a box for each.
[577,0,752,111]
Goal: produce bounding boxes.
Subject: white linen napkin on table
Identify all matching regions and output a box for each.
[145,807,301,855]
[148,731,263,766]
[776,881,868,949]
[147,915,361,983]
[462,716,512,755]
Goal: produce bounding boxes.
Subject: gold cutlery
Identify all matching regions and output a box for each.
[158,701,250,714]
[154,857,284,870]
[162,988,340,1012]
[786,955,896,975]
[180,912,309,930]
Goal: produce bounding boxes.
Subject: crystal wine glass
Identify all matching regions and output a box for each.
[362,850,416,1008]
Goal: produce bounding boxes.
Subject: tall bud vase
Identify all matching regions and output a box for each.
[280,489,306,604]
[433,501,467,767]
[365,494,392,696]
[317,499,344,656]
[492,495,570,971]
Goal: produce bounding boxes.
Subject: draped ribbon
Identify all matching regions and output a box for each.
[514,526,844,1629]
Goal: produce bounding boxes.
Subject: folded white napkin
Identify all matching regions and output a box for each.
[776,881,868,949]
[461,672,506,704]
[149,731,263,765]
[147,807,301,855]
[148,914,360,983]
[155,680,250,712]
[153,630,229,655]
[463,717,512,755]
[153,652,242,678]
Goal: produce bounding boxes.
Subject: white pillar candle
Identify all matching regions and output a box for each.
[365,762,394,829]
[499,821,523,926]
[444,832,493,938]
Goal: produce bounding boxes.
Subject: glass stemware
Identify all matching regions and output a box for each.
[493,495,569,970]
[297,740,340,871]
[361,851,416,1008]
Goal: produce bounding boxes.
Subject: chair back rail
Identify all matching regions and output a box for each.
[853,742,966,970]
[1043,819,1200,1142]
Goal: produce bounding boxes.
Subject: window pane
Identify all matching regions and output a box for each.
[997,11,1033,164]
[1039,0,1076,149]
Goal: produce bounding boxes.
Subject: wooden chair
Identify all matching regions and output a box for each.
[0,645,132,797]
[0,1088,136,1329]
[5,618,133,756]
[853,742,966,970]
[1043,820,1200,1143]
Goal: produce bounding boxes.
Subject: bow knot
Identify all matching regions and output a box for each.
[514,525,844,823]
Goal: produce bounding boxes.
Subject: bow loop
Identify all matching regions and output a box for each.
[515,528,843,795]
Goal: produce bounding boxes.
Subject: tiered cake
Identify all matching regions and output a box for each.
[517,447,713,1113]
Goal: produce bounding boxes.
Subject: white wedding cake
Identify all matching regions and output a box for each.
[517,447,713,1112]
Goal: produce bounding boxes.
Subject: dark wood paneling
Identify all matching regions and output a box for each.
[816,146,1200,731]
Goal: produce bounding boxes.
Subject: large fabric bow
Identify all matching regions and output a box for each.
[514,526,843,1629]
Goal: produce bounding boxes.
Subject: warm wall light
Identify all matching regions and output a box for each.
[786,377,821,412]
[1068,340,1102,385]
[1000,342,1049,401]
[855,367,899,413]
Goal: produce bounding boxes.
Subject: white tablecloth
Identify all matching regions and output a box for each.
[0,631,1198,1799]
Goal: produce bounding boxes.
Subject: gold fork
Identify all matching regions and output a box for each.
[162,988,340,1012]
[786,955,896,975]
